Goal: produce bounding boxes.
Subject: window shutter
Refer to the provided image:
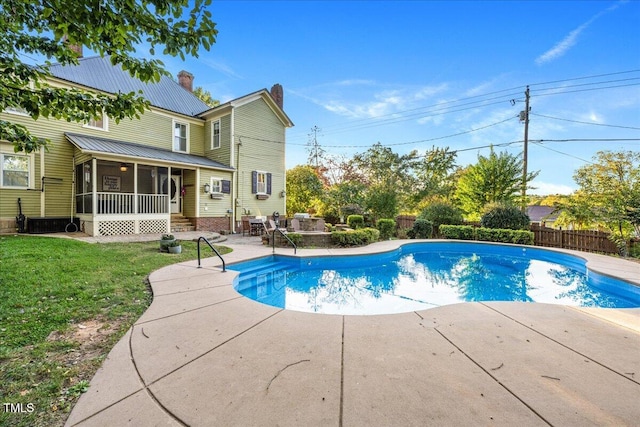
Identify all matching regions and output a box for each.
[266,173,272,195]
[221,180,231,194]
[251,171,257,194]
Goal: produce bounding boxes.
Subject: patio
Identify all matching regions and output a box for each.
[65,239,640,426]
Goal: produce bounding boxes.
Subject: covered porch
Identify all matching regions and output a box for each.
[67,133,234,237]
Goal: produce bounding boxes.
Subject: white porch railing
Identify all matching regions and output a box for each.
[138,194,169,214]
[97,193,168,214]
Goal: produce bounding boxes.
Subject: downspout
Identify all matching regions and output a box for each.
[231,107,238,233]
[40,149,45,216]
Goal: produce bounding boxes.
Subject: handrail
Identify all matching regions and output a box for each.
[197,236,226,272]
[272,228,297,254]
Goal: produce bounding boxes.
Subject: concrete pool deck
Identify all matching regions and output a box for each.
[66,238,640,426]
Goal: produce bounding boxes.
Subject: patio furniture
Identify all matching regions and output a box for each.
[249,218,265,236]
[241,216,254,236]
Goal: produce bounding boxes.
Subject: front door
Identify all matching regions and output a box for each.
[170,174,181,213]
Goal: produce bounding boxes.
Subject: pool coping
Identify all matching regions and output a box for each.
[65,239,640,426]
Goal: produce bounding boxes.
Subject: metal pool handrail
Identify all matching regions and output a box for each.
[272,228,297,254]
[197,236,226,272]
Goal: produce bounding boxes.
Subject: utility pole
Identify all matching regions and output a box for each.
[308,126,321,168]
[521,86,530,212]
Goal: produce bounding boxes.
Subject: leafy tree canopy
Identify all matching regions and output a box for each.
[193,86,219,108]
[455,148,538,219]
[572,150,640,239]
[1,0,217,153]
[285,165,324,217]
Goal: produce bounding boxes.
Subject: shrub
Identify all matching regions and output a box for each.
[347,214,364,229]
[331,227,380,247]
[376,218,396,240]
[285,232,303,246]
[412,219,433,239]
[418,202,464,234]
[476,227,534,244]
[396,228,410,239]
[511,230,535,245]
[439,225,475,240]
[361,227,380,243]
[480,204,530,230]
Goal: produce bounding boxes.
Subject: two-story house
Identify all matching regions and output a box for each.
[0,53,293,236]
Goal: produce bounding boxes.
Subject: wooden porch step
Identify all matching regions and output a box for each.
[170,215,195,233]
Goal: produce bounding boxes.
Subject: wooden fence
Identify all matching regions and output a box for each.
[530,225,619,254]
[394,216,620,255]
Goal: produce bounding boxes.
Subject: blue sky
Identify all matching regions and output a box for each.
[21,1,637,194]
[159,0,638,195]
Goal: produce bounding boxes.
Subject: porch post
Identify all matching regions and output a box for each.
[134,163,139,233]
[91,158,97,215]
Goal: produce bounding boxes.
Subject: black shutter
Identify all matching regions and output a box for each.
[251,171,257,194]
[266,173,272,195]
[221,180,231,194]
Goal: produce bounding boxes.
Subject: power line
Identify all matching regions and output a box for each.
[530,113,640,130]
[288,69,640,142]
[531,142,594,164]
[287,115,519,148]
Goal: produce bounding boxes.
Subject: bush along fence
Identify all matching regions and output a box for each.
[395,215,621,255]
[440,225,534,245]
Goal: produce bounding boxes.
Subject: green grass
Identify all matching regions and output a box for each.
[0,235,231,427]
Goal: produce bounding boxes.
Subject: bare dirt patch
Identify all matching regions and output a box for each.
[46,318,123,366]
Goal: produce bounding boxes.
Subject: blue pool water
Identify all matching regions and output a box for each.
[230,242,640,315]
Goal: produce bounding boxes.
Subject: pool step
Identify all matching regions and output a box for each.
[231,262,292,277]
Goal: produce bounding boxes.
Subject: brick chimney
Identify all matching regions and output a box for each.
[62,35,83,58]
[178,70,194,92]
[270,83,283,110]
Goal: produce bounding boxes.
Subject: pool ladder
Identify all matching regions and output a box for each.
[197,236,226,272]
[272,228,297,254]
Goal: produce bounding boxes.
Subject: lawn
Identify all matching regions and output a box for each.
[0,235,231,427]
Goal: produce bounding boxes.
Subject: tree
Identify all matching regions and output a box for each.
[455,148,539,219]
[412,146,459,204]
[572,150,640,252]
[285,165,324,217]
[193,86,219,107]
[1,0,217,153]
[351,143,416,216]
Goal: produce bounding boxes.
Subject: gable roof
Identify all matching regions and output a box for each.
[526,205,560,222]
[48,56,211,117]
[66,133,234,171]
[199,89,294,128]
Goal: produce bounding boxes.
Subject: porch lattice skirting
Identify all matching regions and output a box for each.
[96,218,168,236]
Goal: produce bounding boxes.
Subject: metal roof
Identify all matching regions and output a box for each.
[48,56,211,117]
[66,133,234,171]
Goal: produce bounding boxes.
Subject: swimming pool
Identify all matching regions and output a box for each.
[230,242,640,315]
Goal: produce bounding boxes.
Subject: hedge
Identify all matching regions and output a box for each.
[347,214,364,229]
[331,228,380,247]
[439,225,534,245]
[439,224,475,240]
[376,218,396,240]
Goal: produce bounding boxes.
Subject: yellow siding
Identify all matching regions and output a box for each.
[205,114,232,166]
[234,98,287,219]
[198,169,234,217]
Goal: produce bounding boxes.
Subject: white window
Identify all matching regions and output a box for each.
[210,177,222,193]
[85,113,108,131]
[256,171,267,194]
[1,152,31,188]
[173,121,188,152]
[4,106,29,116]
[211,120,220,149]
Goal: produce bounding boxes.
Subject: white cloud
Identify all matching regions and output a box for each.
[535,1,624,65]
[529,181,575,195]
[198,57,243,79]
